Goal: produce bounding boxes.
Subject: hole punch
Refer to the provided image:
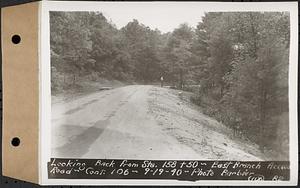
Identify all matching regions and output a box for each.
[11,35,21,44]
[11,137,20,147]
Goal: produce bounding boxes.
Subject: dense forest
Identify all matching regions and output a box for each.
[50,11,290,159]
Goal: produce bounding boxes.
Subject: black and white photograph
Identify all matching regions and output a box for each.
[41,1,298,185]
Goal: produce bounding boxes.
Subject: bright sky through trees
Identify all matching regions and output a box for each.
[98,3,205,33]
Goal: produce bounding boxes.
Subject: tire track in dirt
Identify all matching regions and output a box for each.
[52,87,138,157]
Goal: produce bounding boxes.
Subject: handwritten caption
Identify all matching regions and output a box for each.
[48,158,289,181]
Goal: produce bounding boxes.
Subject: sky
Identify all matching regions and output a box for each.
[96,3,205,33]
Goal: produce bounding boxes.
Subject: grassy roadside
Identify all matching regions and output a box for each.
[181,88,287,160]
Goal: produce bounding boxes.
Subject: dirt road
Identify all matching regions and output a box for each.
[52,85,265,160]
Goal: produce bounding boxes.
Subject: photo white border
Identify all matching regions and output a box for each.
[39,1,298,185]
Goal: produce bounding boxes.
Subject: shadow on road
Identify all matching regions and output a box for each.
[53,119,110,157]
[64,99,99,115]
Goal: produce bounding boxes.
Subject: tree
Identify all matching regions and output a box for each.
[122,20,162,83]
[163,23,195,89]
[191,12,290,158]
[50,12,91,87]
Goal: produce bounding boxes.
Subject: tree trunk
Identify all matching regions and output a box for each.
[260,85,267,147]
[73,73,76,85]
[249,13,258,59]
[220,84,224,99]
[179,69,183,89]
